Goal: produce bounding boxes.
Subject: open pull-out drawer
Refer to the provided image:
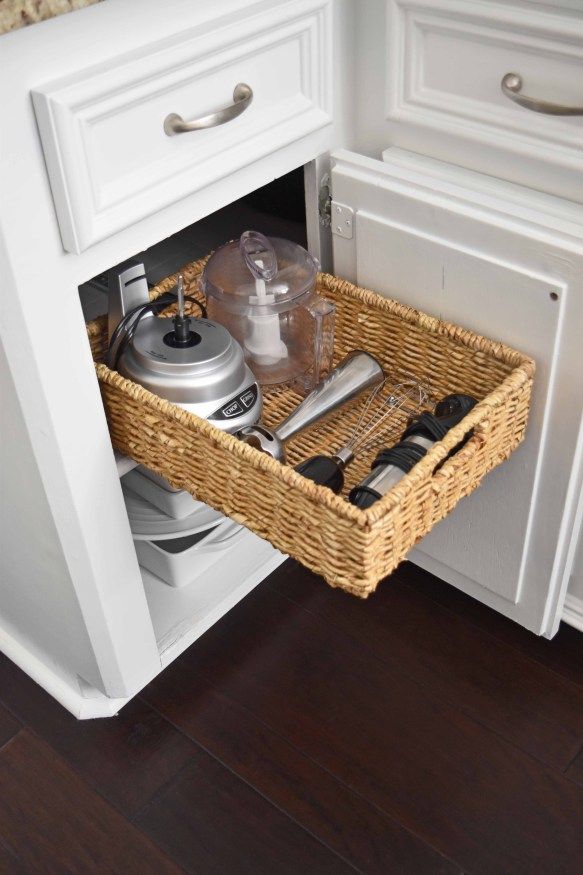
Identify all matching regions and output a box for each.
[87,258,533,597]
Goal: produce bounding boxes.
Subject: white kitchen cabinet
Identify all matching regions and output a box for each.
[355,0,583,203]
[0,0,581,718]
[32,0,333,252]
[331,148,582,634]
[565,522,583,632]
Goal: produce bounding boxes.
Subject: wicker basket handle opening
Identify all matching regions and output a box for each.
[429,415,492,495]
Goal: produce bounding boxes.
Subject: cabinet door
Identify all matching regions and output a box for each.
[330,148,583,636]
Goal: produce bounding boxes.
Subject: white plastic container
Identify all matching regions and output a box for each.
[121,477,244,588]
[134,518,244,588]
[123,467,207,520]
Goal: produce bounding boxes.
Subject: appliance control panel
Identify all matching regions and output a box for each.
[209,384,259,422]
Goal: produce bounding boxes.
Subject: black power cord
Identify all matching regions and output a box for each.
[108,291,207,370]
[348,394,478,509]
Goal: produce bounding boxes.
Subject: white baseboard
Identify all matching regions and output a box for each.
[562,594,583,633]
[0,621,128,719]
[0,549,286,720]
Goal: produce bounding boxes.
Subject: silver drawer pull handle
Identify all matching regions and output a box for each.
[501,73,583,116]
[164,83,253,136]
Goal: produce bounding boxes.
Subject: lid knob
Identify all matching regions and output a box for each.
[239,230,278,281]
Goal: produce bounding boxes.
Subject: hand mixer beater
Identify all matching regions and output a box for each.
[295,378,430,493]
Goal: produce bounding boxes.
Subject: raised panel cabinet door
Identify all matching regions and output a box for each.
[330,148,583,636]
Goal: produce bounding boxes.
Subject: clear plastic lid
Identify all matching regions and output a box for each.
[202,230,318,314]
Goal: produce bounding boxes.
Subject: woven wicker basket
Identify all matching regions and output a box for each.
[87,257,534,597]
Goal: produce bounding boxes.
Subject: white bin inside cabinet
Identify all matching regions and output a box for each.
[135,520,244,588]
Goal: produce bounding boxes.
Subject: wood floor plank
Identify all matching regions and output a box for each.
[135,744,356,875]
[0,731,183,874]
[268,561,583,771]
[142,663,458,874]
[396,562,583,687]
[0,654,196,818]
[565,746,583,788]
[0,840,23,874]
[0,701,20,749]
[187,583,583,875]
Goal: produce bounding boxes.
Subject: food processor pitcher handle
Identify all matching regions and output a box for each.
[239,230,278,281]
[296,297,336,392]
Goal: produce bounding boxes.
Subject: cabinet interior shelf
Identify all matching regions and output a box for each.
[140,540,285,667]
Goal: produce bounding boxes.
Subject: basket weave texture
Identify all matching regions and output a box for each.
[87,257,534,597]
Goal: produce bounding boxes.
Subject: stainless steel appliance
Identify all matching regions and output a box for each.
[349,394,478,508]
[237,351,384,463]
[108,263,262,432]
[295,378,430,492]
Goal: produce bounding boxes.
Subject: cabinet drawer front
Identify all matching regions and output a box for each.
[32,0,332,253]
[387,0,583,201]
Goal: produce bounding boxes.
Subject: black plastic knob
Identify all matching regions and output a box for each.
[295,455,345,493]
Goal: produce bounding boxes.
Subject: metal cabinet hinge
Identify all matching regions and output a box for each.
[318,174,332,228]
[330,201,354,239]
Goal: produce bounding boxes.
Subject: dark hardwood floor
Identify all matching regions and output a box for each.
[0,560,581,874]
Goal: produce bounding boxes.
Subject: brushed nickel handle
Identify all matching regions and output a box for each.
[164,83,253,136]
[501,73,583,116]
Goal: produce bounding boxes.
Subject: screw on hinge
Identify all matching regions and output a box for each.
[330,202,354,239]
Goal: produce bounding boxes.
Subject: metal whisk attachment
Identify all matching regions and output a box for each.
[295,376,430,493]
[334,378,429,468]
